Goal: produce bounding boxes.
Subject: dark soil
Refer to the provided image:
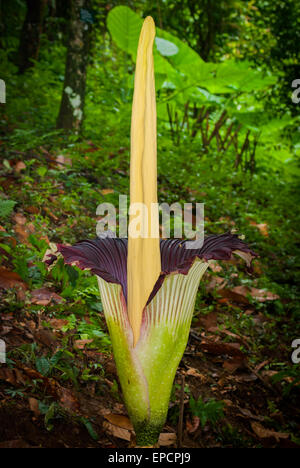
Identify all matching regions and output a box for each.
[0,305,299,448]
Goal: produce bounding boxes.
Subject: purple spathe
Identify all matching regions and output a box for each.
[46,233,257,306]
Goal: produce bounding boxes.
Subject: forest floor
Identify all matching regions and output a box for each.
[0,135,300,448]
[0,296,299,448]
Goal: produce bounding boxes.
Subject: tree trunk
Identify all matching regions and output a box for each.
[18,0,48,73]
[56,0,92,132]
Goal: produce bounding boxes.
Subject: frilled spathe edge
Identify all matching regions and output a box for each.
[45,233,257,305]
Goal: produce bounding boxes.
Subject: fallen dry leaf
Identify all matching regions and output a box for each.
[56,154,72,168]
[31,287,64,306]
[25,205,39,215]
[251,422,289,441]
[158,433,177,446]
[223,399,233,407]
[208,262,223,273]
[235,373,258,383]
[14,222,34,244]
[218,287,250,305]
[249,221,269,237]
[0,366,29,386]
[237,407,264,422]
[103,417,176,446]
[100,188,114,195]
[219,216,236,226]
[231,285,279,302]
[186,416,200,434]
[218,285,279,305]
[223,356,246,373]
[14,161,26,173]
[246,287,279,302]
[185,367,206,380]
[205,275,228,293]
[28,397,40,417]
[261,370,278,379]
[74,339,94,350]
[48,318,69,330]
[103,421,176,446]
[6,363,80,412]
[209,326,250,348]
[0,325,13,336]
[196,311,218,330]
[33,329,57,348]
[13,213,27,225]
[103,421,131,441]
[0,267,27,291]
[199,340,245,358]
[104,414,133,431]
[253,260,263,275]
[0,367,19,386]
[56,386,80,412]
[43,206,59,222]
[254,360,270,373]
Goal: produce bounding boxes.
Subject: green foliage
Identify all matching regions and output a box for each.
[105,5,298,180]
[0,0,299,447]
[42,402,60,432]
[5,388,24,398]
[80,417,99,441]
[143,0,244,61]
[60,313,110,350]
[107,5,142,59]
[217,423,253,448]
[36,356,51,376]
[271,367,300,396]
[107,5,275,95]
[0,199,16,218]
[189,396,225,427]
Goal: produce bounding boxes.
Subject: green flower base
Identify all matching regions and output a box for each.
[98,261,209,445]
[134,421,163,446]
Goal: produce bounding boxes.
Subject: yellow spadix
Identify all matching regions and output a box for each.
[127,17,161,346]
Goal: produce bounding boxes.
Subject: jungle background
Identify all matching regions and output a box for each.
[0,0,299,449]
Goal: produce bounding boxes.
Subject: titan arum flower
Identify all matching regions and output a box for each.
[47,17,256,446]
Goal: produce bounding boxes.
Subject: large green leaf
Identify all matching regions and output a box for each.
[155,28,202,69]
[107,6,276,102]
[107,6,142,59]
[155,37,179,57]
[107,6,174,83]
[211,61,276,93]
[106,7,234,95]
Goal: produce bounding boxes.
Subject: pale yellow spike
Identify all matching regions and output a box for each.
[127,16,161,346]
